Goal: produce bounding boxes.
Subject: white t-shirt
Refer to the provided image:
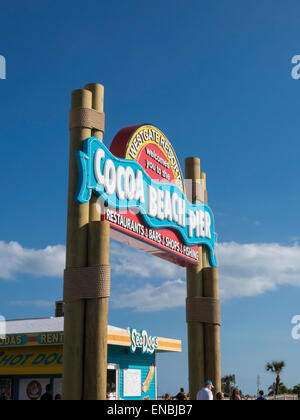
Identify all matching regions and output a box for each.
[196,387,213,400]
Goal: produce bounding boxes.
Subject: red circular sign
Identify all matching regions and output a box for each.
[110,124,184,191]
[108,124,199,267]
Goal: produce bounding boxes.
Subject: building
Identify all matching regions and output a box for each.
[0,315,181,400]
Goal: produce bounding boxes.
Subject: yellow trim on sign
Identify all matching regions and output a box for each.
[107,330,182,353]
[108,333,131,346]
[156,340,182,352]
[0,330,182,354]
[125,125,184,192]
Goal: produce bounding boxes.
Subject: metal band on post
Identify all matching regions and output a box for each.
[186,297,221,325]
[63,265,111,302]
[69,108,105,132]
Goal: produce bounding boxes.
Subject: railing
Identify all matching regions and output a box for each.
[268,394,298,401]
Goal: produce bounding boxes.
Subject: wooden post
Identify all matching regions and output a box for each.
[185,157,206,400]
[201,171,221,398]
[83,83,110,400]
[203,267,221,397]
[63,89,92,400]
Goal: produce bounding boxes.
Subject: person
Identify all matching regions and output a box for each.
[256,390,267,400]
[164,393,172,400]
[40,384,53,401]
[196,380,214,400]
[175,388,187,400]
[230,388,241,400]
[216,392,225,400]
[54,394,61,400]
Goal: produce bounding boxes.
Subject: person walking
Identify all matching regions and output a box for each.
[40,384,53,401]
[256,390,267,400]
[216,392,225,400]
[175,388,187,400]
[196,380,214,400]
[230,388,241,400]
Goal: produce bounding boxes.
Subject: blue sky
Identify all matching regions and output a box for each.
[1,0,300,396]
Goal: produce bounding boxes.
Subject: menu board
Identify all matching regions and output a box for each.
[123,369,141,397]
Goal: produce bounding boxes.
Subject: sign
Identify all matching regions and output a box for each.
[18,378,50,401]
[38,332,64,345]
[0,346,63,375]
[75,126,217,268]
[0,332,64,347]
[26,381,42,400]
[0,334,27,347]
[110,125,184,191]
[130,329,159,355]
[142,364,155,393]
[123,369,142,397]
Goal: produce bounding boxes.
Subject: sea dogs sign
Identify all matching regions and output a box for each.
[75,125,217,268]
[130,328,159,355]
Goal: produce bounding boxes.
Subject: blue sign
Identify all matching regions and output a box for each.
[0,334,28,347]
[75,137,217,267]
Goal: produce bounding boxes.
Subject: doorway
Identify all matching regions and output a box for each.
[107,363,119,400]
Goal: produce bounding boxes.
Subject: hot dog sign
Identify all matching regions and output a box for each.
[75,125,217,268]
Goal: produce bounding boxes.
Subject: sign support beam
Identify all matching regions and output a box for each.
[62,82,220,400]
[185,161,221,399]
[203,267,221,398]
[201,172,221,398]
[63,89,92,400]
[63,84,110,400]
[185,157,206,400]
[83,83,110,401]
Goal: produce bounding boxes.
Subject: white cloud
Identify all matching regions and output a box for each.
[110,241,183,281]
[0,239,181,282]
[217,242,300,299]
[111,279,186,312]
[1,239,300,312]
[111,242,300,311]
[0,240,65,280]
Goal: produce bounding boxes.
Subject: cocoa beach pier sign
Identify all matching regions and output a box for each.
[75,125,217,268]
